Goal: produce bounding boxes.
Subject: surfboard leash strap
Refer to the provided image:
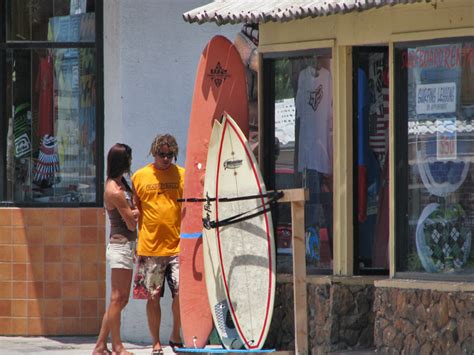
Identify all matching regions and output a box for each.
[203,191,283,230]
[178,190,284,203]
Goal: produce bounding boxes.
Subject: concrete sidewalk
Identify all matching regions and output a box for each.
[0,336,174,354]
[0,336,377,354]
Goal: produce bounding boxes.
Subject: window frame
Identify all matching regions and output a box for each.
[352,45,390,276]
[262,47,334,275]
[394,36,474,282]
[0,0,104,207]
[261,48,333,186]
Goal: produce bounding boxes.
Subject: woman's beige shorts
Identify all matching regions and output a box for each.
[106,241,135,270]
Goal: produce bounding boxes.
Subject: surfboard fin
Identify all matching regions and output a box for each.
[214,300,244,349]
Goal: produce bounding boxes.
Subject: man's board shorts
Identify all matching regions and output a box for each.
[106,241,135,270]
[133,255,179,299]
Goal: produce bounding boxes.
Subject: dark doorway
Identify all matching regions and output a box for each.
[353,46,390,275]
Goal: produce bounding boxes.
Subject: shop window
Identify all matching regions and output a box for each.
[8,0,95,42]
[353,47,390,275]
[263,49,333,274]
[395,38,474,279]
[0,0,103,206]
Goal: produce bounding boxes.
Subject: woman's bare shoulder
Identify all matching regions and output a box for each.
[104,180,125,208]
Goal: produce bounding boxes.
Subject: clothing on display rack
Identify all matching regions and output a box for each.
[33,135,60,187]
[357,67,382,262]
[296,65,333,174]
[13,102,32,158]
[368,52,389,166]
[295,60,334,264]
[372,154,389,269]
[358,68,370,223]
[35,54,54,137]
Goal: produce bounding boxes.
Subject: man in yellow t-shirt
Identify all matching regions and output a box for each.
[132,134,184,354]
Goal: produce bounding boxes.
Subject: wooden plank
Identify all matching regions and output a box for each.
[277,188,307,203]
[257,51,264,166]
[291,200,308,354]
[259,39,335,54]
[276,189,309,354]
[333,45,353,276]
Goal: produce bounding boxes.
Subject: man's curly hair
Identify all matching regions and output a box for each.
[149,134,179,159]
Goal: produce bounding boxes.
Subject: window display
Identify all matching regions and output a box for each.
[9,0,95,42]
[1,0,99,205]
[265,50,333,274]
[396,39,474,276]
[353,48,390,274]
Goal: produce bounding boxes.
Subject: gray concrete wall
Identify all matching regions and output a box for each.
[104,0,240,344]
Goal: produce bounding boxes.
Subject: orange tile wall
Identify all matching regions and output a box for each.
[0,208,106,335]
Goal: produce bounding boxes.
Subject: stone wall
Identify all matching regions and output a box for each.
[265,282,294,350]
[374,288,474,354]
[266,279,375,354]
[329,284,375,352]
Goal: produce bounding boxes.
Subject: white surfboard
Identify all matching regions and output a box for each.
[203,113,276,350]
[203,119,244,350]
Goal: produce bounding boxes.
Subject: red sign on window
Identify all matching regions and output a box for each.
[436,119,457,160]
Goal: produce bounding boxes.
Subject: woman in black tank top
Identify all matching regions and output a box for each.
[93,143,139,355]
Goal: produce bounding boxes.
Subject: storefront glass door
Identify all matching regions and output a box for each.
[353,47,390,275]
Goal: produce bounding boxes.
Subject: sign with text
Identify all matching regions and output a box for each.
[416,82,456,114]
[436,118,457,160]
[275,98,296,145]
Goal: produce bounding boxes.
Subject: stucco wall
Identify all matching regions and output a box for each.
[104,0,240,344]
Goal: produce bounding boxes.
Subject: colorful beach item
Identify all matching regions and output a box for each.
[203,113,275,350]
[179,35,249,349]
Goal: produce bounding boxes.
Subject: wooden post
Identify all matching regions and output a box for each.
[278,188,308,354]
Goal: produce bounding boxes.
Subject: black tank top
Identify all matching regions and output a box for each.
[107,190,137,243]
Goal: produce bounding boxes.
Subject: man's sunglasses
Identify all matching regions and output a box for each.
[157,152,174,159]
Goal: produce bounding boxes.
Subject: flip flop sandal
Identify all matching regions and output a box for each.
[92,350,112,355]
[151,349,164,355]
[169,340,184,351]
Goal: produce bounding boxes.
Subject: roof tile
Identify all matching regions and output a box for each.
[183,0,431,25]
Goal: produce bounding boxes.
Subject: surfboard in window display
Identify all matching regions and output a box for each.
[415,202,471,273]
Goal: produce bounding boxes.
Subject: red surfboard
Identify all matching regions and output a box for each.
[179,35,249,349]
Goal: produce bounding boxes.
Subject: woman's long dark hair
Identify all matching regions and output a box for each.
[106,143,132,191]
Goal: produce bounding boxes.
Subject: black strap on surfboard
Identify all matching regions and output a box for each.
[178,190,282,203]
[202,190,283,230]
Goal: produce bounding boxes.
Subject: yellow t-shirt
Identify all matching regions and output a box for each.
[132,163,184,256]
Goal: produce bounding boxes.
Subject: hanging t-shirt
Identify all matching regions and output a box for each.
[296,66,333,174]
[35,56,54,137]
[358,68,381,223]
[13,103,32,158]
